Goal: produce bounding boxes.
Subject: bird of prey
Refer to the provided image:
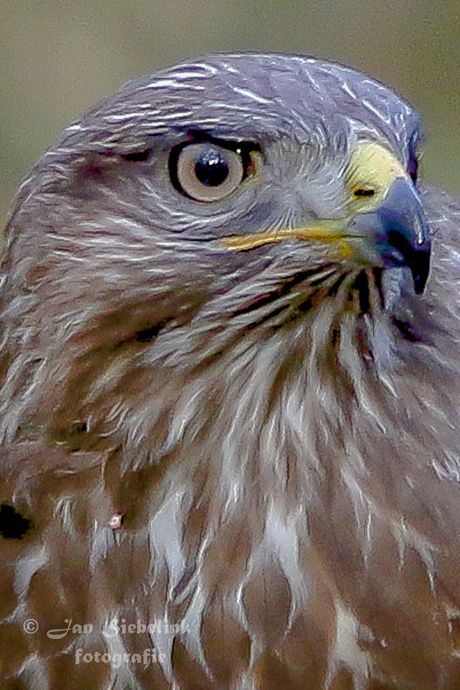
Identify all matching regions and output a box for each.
[1,52,460,690]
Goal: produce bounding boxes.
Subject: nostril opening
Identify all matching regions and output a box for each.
[354,188,375,198]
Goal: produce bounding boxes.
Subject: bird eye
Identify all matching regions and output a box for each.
[173,142,244,202]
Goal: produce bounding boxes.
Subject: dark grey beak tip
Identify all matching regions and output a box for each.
[412,242,431,294]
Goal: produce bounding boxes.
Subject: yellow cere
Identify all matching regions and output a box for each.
[346,141,407,214]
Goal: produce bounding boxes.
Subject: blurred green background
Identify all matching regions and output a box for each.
[1,0,460,226]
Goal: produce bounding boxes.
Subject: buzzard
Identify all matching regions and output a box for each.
[1,53,460,689]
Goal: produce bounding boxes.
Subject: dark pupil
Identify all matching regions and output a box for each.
[195,149,229,186]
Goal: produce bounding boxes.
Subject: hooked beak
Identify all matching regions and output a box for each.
[349,176,431,294]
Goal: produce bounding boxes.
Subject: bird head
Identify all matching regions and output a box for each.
[0,54,431,452]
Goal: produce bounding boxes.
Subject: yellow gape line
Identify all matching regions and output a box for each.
[221,220,357,260]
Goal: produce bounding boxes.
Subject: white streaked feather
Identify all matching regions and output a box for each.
[17,654,50,690]
[90,520,116,572]
[149,491,187,594]
[14,545,49,600]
